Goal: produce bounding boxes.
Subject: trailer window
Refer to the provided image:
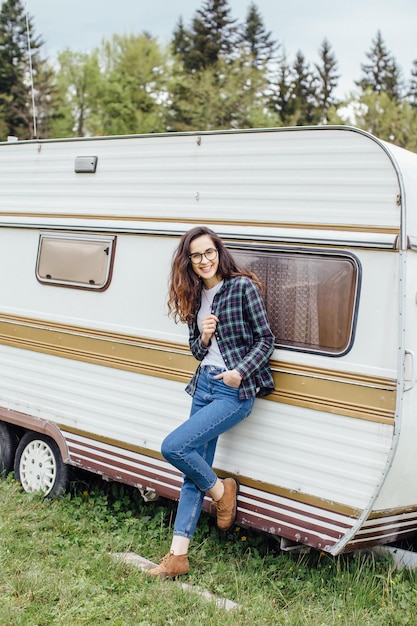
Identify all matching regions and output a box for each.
[233,249,360,356]
[36,233,116,291]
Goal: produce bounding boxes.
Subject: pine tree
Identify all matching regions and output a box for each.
[240,2,277,68]
[267,50,294,124]
[290,51,318,125]
[184,0,237,72]
[357,31,402,99]
[171,17,192,64]
[315,39,339,122]
[168,0,239,129]
[0,0,43,139]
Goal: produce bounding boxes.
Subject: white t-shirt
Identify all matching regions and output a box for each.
[197,281,227,370]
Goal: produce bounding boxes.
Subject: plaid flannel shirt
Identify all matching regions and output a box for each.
[185,275,275,400]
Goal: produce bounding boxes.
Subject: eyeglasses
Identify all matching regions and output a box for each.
[189,247,218,265]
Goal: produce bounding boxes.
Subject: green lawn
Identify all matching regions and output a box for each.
[0,473,416,625]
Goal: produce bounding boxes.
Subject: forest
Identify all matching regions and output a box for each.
[1,0,416,151]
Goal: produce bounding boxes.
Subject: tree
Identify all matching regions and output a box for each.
[53,49,103,137]
[407,59,417,107]
[239,2,277,68]
[290,51,318,125]
[169,0,239,130]
[175,0,237,72]
[171,16,192,63]
[315,39,339,123]
[357,31,402,99]
[30,60,59,139]
[96,33,168,135]
[169,1,281,131]
[267,50,294,125]
[52,33,168,137]
[336,88,417,152]
[167,54,280,132]
[0,0,44,139]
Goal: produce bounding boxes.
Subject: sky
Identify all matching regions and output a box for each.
[21,0,417,98]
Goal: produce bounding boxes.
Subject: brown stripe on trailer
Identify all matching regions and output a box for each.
[0,313,396,425]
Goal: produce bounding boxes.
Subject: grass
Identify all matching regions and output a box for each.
[1,471,417,625]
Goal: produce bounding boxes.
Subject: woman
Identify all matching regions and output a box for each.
[148,226,275,579]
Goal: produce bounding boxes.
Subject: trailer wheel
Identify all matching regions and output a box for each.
[14,432,69,498]
[0,422,17,475]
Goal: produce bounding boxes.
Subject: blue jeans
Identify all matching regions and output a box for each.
[161,366,255,540]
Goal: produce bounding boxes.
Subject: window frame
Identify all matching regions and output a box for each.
[36,231,117,292]
[229,244,361,357]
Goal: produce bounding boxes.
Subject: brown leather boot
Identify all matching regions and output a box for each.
[212,477,239,531]
[147,551,189,579]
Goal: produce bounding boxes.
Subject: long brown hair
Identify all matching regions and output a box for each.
[167,226,262,324]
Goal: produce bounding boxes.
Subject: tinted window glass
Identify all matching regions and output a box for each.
[234,249,360,355]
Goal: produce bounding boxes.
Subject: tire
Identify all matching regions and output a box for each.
[0,421,18,475]
[14,432,69,498]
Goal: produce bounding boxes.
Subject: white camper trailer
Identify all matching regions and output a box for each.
[0,126,417,556]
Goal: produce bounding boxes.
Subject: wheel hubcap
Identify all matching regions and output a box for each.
[19,440,57,495]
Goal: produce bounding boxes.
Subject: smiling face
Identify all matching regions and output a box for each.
[189,234,220,289]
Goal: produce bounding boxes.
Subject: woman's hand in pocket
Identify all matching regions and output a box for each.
[214,369,242,388]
